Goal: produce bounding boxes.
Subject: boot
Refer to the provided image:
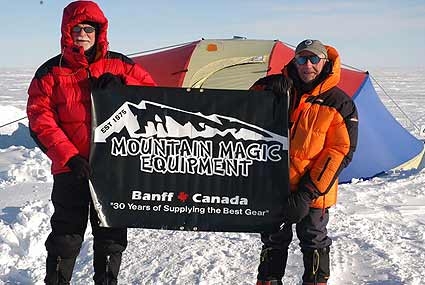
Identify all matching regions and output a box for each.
[90,208,127,285]
[44,255,77,285]
[44,234,82,284]
[301,246,330,284]
[93,252,123,285]
[256,247,288,283]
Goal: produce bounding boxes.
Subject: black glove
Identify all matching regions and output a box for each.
[282,188,314,224]
[282,174,320,224]
[251,74,293,97]
[66,155,91,180]
[268,74,293,97]
[91,72,123,90]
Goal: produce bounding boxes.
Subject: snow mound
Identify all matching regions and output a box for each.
[0,105,27,135]
[0,123,36,149]
[0,147,51,186]
[0,201,52,284]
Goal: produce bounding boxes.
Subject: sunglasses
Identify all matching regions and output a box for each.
[72,26,96,33]
[295,55,323,65]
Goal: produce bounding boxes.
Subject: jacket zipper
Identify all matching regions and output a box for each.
[290,110,303,140]
[317,157,331,181]
[86,68,92,79]
[56,256,61,285]
[106,255,110,285]
[290,94,312,141]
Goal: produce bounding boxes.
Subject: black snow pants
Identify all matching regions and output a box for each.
[44,172,127,285]
[257,208,332,284]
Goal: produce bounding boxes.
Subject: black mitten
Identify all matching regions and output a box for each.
[91,72,123,90]
[282,174,320,224]
[282,188,314,224]
[269,74,293,97]
[251,74,293,97]
[66,155,91,180]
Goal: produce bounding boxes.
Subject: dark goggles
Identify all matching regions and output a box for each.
[295,55,323,65]
[72,26,96,33]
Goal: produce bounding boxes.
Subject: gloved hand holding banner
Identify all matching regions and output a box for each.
[90,85,289,233]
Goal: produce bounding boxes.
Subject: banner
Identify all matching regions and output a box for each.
[90,86,289,233]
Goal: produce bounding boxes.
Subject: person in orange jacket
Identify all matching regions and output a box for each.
[27,1,156,284]
[252,39,358,285]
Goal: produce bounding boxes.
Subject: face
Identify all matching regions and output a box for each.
[295,51,326,83]
[71,23,96,51]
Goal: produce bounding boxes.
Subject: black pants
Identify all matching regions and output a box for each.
[45,172,127,284]
[258,208,332,283]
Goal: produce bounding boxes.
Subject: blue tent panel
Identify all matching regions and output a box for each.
[339,76,424,182]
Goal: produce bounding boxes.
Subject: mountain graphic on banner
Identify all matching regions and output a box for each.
[94,100,287,147]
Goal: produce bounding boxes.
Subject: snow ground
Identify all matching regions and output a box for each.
[0,67,424,284]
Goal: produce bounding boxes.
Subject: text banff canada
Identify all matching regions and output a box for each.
[131,191,249,205]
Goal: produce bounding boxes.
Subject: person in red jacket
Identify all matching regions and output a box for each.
[26,1,156,284]
[252,40,358,285]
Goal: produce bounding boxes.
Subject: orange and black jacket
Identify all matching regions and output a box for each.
[251,45,358,208]
[27,1,156,175]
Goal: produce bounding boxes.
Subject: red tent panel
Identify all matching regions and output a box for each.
[339,69,367,98]
[132,41,199,87]
[267,41,295,75]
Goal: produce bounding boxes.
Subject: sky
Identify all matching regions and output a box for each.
[0,0,424,69]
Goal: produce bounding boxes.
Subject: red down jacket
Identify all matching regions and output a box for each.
[27,1,156,175]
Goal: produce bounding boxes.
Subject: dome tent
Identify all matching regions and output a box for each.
[131,39,425,183]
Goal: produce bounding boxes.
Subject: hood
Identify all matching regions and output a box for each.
[284,45,342,96]
[60,1,108,68]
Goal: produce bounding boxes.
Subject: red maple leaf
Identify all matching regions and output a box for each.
[177,192,189,202]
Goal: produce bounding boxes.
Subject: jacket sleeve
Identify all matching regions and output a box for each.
[124,63,157,86]
[249,74,290,94]
[27,74,79,167]
[303,98,358,195]
[120,56,157,87]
